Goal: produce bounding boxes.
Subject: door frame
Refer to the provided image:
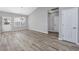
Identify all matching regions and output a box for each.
[2,16,12,32]
[48,8,59,33]
[59,7,79,44]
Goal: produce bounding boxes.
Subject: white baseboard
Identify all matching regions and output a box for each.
[29,28,48,34]
[76,42,79,45]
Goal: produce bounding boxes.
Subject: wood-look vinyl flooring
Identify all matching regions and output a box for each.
[0,30,79,51]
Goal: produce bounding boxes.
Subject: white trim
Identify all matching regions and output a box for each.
[29,28,48,34]
[76,42,79,45]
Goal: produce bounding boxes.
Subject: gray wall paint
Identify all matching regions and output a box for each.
[28,7,54,33]
[28,7,48,33]
[0,17,2,33]
[0,11,28,32]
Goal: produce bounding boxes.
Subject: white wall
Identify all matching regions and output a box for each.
[28,7,54,33]
[28,7,48,33]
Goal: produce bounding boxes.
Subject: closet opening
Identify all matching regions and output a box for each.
[48,8,59,38]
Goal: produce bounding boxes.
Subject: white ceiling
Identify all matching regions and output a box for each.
[0,7,37,15]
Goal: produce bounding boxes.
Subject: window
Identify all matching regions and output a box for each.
[14,17,26,27]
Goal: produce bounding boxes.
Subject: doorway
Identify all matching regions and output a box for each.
[2,17,12,32]
[48,8,59,38]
